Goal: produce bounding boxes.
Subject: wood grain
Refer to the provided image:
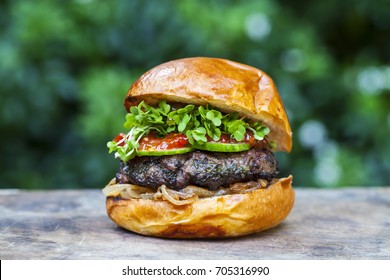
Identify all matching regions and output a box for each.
[0,188,389,259]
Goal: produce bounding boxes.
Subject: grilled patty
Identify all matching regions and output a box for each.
[116,148,279,191]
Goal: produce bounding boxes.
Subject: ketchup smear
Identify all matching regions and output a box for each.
[113,131,262,151]
[113,133,126,146]
[138,133,189,150]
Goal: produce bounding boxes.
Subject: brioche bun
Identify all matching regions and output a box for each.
[106,176,294,238]
[105,57,294,238]
[124,57,292,152]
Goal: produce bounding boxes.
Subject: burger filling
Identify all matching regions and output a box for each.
[104,101,280,204]
[116,148,278,191]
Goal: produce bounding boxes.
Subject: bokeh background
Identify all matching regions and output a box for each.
[1,0,389,189]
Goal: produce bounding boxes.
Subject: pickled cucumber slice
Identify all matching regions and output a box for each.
[137,147,194,156]
[192,142,250,152]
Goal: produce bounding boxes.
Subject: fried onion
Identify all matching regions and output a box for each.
[102,178,269,205]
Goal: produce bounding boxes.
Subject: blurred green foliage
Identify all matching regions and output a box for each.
[0,0,389,189]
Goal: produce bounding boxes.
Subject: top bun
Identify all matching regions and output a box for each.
[124,57,292,152]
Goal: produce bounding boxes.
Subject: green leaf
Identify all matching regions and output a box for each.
[193,119,200,127]
[130,107,138,114]
[198,106,206,118]
[206,110,222,126]
[158,100,170,115]
[185,130,193,145]
[107,141,117,153]
[177,104,194,115]
[178,113,190,132]
[250,123,270,140]
[232,125,246,141]
[167,126,175,133]
[191,127,207,144]
[107,101,271,162]
[212,128,221,141]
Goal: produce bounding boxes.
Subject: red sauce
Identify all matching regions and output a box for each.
[139,133,189,151]
[244,131,258,146]
[245,131,269,148]
[113,131,266,150]
[113,133,125,146]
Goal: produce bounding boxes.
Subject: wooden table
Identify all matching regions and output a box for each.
[0,188,389,259]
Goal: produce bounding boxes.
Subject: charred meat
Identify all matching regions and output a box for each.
[116,148,279,191]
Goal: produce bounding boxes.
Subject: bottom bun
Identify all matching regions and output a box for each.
[106,176,294,238]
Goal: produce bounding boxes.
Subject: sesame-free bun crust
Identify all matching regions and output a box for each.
[106,176,294,238]
[124,57,292,152]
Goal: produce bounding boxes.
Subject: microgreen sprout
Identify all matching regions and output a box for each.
[107,101,270,161]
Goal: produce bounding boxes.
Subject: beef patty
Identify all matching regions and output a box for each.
[116,148,279,191]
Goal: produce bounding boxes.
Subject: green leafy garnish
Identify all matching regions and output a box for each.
[107,101,271,161]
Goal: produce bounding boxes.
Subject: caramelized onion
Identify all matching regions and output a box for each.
[102,181,153,198]
[102,178,269,205]
[180,185,216,198]
[159,185,198,205]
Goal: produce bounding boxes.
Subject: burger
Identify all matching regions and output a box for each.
[103,57,294,238]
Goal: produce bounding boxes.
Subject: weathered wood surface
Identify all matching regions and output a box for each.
[0,188,389,259]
